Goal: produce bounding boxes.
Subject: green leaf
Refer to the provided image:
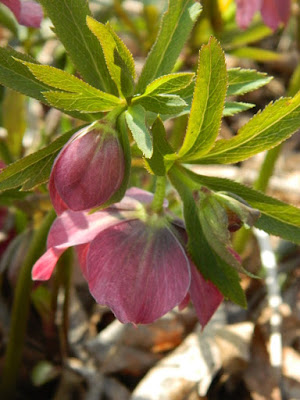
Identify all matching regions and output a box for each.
[221,22,272,49]
[177,37,227,160]
[145,117,174,175]
[180,168,300,245]
[168,168,246,307]
[133,94,187,114]
[143,73,194,96]
[44,91,121,113]
[227,68,272,96]
[223,101,255,117]
[229,47,281,62]
[0,47,95,122]
[38,0,116,93]
[0,126,87,191]
[19,61,122,112]
[0,4,18,36]
[135,0,201,94]
[125,105,153,158]
[86,17,135,98]
[194,92,300,164]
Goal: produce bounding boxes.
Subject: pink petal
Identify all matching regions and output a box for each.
[51,128,125,211]
[261,0,289,30]
[236,0,262,29]
[48,173,68,215]
[86,220,191,324]
[19,1,43,28]
[1,0,43,28]
[189,263,223,328]
[32,208,135,281]
[32,247,65,280]
[76,243,90,279]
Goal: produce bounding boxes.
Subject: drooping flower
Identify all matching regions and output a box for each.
[1,0,43,28]
[32,188,223,326]
[236,0,291,30]
[49,121,126,214]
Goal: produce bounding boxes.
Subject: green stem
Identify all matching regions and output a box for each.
[151,176,167,213]
[234,145,282,253]
[0,209,56,399]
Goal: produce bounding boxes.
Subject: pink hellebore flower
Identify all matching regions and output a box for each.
[236,0,291,30]
[49,121,126,214]
[32,188,223,326]
[1,0,43,28]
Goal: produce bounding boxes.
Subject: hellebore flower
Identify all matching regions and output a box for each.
[198,187,260,273]
[1,0,43,28]
[32,188,223,326]
[49,121,126,214]
[236,0,291,30]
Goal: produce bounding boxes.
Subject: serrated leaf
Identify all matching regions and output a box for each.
[135,0,201,94]
[133,94,187,114]
[180,168,300,244]
[168,168,246,307]
[0,126,87,192]
[227,68,272,96]
[44,91,121,113]
[125,105,153,158]
[194,92,300,164]
[223,101,255,117]
[38,0,116,93]
[177,37,227,161]
[145,117,174,176]
[0,47,95,122]
[21,62,121,102]
[86,17,135,98]
[143,73,194,96]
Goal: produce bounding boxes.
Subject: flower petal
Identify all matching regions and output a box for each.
[261,0,287,30]
[32,247,65,280]
[32,209,136,281]
[236,0,262,29]
[189,263,223,328]
[52,129,125,211]
[86,220,191,324]
[19,1,43,28]
[1,0,43,28]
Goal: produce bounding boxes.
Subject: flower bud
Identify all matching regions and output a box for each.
[49,120,125,213]
[198,187,260,272]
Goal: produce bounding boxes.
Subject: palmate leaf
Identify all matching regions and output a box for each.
[0,47,96,122]
[193,91,300,164]
[86,17,135,98]
[0,126,86,192]
[38,0,116,94]
[20,62,123,113]
[176,37,227,161]
[168,168,246,307]
[133,94,187,115]
[135,0,201,94]
[180,167,300,244]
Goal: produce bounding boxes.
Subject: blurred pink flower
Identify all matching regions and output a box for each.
[236,0,291,30]
[49,122,125,214]
[32,188,223,326]
[1,0,43,28]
